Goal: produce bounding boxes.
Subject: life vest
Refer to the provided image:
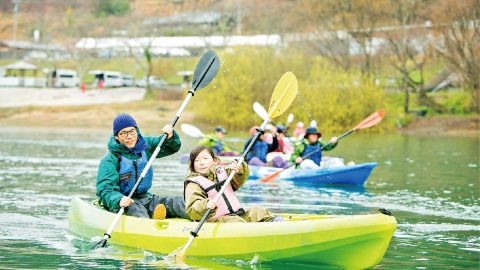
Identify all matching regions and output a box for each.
[273,138,284,153]
[117,151,153,196]
[246,140,268,163]
[184,166,243,221]
[302,142,322,166]
[212,140,224,154]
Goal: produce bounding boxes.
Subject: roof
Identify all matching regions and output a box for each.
[0,40,66,51]
[75,35,281,51]
[144,11,223,26]
[1,61,38,70]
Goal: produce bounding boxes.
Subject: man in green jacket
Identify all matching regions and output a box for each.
[96,113,187,219]
[198,126,236,156]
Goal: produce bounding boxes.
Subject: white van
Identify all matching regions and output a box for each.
[122,74,134,87]
[51,69,80,88]
[89,70,123,88]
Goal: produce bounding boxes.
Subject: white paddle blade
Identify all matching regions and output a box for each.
[180,124,205,138]
[287,113,294,124]
[253,102,268,120]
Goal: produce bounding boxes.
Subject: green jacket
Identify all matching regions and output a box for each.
[198,134,232,153]
[96,129,181,211]
[290,138,337,163]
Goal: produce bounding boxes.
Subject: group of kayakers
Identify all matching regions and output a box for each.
[96,113,338,224]
[200,122,338,170]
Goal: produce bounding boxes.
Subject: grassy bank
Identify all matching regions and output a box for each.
[0,91,477,137]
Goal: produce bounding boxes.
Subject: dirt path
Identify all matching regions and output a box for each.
[0,94,194,131]
[0,87,145,108]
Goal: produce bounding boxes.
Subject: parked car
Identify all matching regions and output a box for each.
[51,69,80,88]
[89,70,123,88]
[136,76,167,89]
[122,74,134,87]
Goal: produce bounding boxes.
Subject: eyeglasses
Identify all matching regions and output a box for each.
[118,128,137,137]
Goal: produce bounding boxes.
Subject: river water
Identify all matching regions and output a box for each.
[0,127,478,269]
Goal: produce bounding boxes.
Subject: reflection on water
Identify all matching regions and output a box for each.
[0,127,478,269]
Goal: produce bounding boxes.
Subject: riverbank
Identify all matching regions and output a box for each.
[0,100,478,137]
[0,87,478,137]
[398,115,479,137]
[0,97,193,132]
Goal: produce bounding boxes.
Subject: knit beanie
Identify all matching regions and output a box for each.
[113,113,137,135]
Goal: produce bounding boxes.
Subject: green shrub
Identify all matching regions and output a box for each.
[96,0,130,17]
[192,47,391,133]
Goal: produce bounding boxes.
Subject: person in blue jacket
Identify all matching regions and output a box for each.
[244,125,287,168]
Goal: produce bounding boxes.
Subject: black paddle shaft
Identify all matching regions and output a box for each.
[126,54,219,200]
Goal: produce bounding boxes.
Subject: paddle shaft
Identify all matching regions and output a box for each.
[180,118,270,254]
[276,129,354,172]
[182,124,241,152]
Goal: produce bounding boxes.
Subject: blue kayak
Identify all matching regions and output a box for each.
[248,162,378,186]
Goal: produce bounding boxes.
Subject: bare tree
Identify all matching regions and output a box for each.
[428,0,480,112]
[289,0,390,75]
[385,0,445,113]
[123,13,157,96]
[338,0,391,76]
[290,0,353,70]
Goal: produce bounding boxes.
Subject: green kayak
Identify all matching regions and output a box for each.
[68,197,396,269]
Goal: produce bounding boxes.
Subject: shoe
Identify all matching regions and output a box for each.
[153,204,166,220]
[270,216,285,222]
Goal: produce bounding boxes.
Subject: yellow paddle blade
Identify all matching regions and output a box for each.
[267,72,298,119]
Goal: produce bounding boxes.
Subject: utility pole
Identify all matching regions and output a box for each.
[12,0,21,41]
[236,0,242,35]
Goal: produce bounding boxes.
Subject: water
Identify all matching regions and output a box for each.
[0,127,478,269]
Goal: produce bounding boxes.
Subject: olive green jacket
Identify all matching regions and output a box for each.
[184,162,249,221]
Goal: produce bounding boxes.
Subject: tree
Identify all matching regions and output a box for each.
[289,0,391,76]
[290,0,354,71]
[427,0,480,112]
[96,0,130,17]
[338,0,391,76]
[385,0,444,113]
[123,12,157,96]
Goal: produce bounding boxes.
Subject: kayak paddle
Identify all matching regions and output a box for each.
[180,123,206,138]
[287,113,294,126]
[93,50,220,249]
[180,123,241,152]
[255,103,294,129]
[259,109,385,183]
[175,71,298,261]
